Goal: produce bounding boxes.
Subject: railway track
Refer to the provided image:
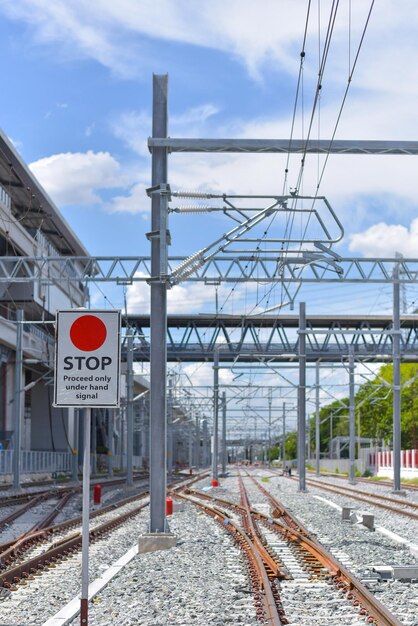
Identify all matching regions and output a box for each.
[297,475,418,521]
[0,472,205,596]
[175,471,402,625]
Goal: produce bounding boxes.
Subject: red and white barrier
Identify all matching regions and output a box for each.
[377,449,418,479]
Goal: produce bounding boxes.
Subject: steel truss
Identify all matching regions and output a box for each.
[125,314,418,363]
[2,255,418,284]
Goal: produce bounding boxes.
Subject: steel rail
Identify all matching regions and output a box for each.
[0,493,47,530]
[174,489,284,625]
[0,489,149,573]
[247,474,403,626]
[296,477,418,520]
[0,499,149,589]
[237,473,285,579]
[305,477,418,509]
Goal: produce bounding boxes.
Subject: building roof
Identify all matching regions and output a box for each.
[0,128,89,257]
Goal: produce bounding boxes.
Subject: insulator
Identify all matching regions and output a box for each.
[172,190,214,199]
[172,206,214,213]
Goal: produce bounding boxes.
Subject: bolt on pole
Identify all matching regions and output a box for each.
[149,73,168,532]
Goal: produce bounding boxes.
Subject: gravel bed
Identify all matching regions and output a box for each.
[75,503,258,626]
[0,501,151,625]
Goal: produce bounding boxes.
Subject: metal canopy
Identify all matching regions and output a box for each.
[148,138,418,155]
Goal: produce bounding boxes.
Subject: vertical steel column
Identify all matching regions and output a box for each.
[167,377,173,480]
[149,74,168,532]
[13,309,23,491]
[202,419,209,467]
[194,412,200,471]
[221,391,227,475]
[188,423,193,469]
[212,348,220,481]
[126,331,134,486]
[282,403,286,471]
[267,389,272,468]
[108,409,114,477]
[349,346,356,484]
[315,362,320,477]
[298,302,306,491]
[393,264,401,492]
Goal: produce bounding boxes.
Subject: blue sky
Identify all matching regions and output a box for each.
[1,0,418,320]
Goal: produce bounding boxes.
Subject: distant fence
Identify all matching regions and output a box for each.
[377,449,418,479]
[0,450,72,475]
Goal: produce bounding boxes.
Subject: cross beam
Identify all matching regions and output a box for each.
[2,256,418,283]
[148,138,418,155]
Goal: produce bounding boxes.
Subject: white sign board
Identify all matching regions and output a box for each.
[54,309,121,407]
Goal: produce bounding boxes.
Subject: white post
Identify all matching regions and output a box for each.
[80,408,91,625]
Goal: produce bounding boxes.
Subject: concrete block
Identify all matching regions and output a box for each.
[392,566,418,581]
[138,533,177,554]
[342,507,353,521]
[361,513,375,531]
[372,566,393,581]
[172,502,185,512]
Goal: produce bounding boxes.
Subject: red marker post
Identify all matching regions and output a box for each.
[54,310,121,626]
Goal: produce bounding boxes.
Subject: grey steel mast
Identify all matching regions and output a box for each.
[149,74,169,533]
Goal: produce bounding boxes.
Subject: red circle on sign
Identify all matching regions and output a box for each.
[70,315,107,352]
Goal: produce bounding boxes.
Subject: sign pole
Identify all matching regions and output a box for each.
[80,407,91,626]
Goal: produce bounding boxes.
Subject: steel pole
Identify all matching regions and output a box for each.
[194,413,200,471]
[149,74,168,532]
[13,309,23,492]
[298,302,307,491]
[282,403,286,471]
[80,408,91,626]
[188,423,193,469]
[126,331,134,486]
[393,264,401,492]
[315,362,320,477]
[212,348,219,481]
[167,377,173,480]
[202,419,209,467]
[221,391,227,475]
[349,346,356,484]
[268,389,272,468]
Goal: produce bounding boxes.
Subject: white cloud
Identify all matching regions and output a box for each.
[3,0,417,87]
[127,274,220,314]
[29,150,127,205]
[106,183,149,215]
[349,219,418,258]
